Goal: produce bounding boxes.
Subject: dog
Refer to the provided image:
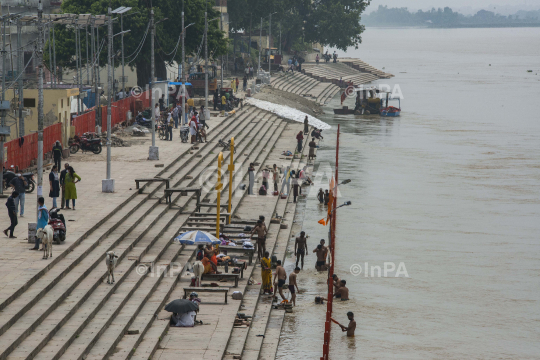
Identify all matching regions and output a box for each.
[105,251,119,284]
[36,225,53,259]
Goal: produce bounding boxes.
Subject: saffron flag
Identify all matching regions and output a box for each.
[318,218,327,226]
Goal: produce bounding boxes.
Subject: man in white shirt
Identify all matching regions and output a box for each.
[154,103,160,121]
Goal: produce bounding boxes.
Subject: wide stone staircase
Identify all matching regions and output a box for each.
[271,72,341,105]
[0,104,313,360]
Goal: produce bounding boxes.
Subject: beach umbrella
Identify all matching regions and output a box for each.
[165,299,199,314]
[174,230,221,245]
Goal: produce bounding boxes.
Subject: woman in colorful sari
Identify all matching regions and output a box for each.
[261,251,272,294]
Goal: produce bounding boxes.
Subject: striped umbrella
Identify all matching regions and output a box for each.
[174,230,221,245]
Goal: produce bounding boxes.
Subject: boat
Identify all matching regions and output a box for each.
[333,86,382,115]
[379,93,401,117]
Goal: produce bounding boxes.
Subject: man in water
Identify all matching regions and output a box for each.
[324,189,330,205]
[250,219,267,260]
[273,260,287,302]
[313,244,327,271]
[317,188,325,204]
[333,280,349,301]
[288,267,300,306]
[294,231,308,269]
[340,312,356,337]
[331,274,341,293]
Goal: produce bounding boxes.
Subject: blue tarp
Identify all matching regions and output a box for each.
[169,82,192,86]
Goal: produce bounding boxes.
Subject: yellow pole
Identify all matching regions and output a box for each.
[216,152,224,238]
[227,137,235,223]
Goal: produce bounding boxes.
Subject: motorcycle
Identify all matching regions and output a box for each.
[218,138,237,153]
[70,133,102,154]
[136,112,154,129]
[48,208,66,244]
[179,126,189,143]
[2,166,36,193]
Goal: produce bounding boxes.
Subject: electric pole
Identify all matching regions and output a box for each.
[17,19,23,136]
[204,10,208,112]
[76,26,80,115]
[102,5,115,192]
[121,12,125,98]
[37,0,44,216]
[148,6,158,160]
[268,13,272,77]
[181,2,186,126]
[0,17,6,195]
[258,17,262,73]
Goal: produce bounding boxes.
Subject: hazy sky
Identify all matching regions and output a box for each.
[365,0,540,15]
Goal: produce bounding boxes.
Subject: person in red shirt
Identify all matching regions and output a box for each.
[296,131,304,153]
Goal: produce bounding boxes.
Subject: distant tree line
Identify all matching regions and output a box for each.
[363,6,540,27]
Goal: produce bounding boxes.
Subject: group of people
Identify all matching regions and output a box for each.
[244,64,255,80]
[287,57,302,73]
[3,153,80,242]
[259,227,355,336]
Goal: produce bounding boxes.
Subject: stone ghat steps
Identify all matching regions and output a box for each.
[126,126,313,360]
[340,57,394,78]
[223,126,312,360]
[302,62,381,86]
[271,72,340,105]
[0,107,268,360]
[51,114,281,360]
[75,113,287,360]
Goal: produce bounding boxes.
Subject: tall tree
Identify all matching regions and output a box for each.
[228,0,370,51]
[47,0,228,87]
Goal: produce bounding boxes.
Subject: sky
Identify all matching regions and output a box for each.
[365,0,540,15]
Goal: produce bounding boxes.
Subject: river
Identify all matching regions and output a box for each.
[276,27,540,359]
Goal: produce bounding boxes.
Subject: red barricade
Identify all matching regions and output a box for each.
[3,90,153,170]
[3,122,62,171]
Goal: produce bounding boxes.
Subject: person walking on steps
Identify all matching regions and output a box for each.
[296,131,304,153]
[303,115,309,135]
[49,165,60,208]
[64,166,81,210]
[292,173,300,203]
[31,197,48,250]
[52,140,62,171]
[4,191,18,238]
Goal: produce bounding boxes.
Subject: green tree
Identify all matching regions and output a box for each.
[228,0,370,52]
[47,0,228,87]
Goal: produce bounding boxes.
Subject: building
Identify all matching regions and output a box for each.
[4,87,77,145]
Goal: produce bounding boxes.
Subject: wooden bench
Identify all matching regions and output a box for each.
[183,287,230,304]
[163,187,201,205]
[219,245,255,265]
[135,178,169,193]
[201,273,240,288]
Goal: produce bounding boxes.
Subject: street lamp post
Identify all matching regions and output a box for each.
[102,5,115,193]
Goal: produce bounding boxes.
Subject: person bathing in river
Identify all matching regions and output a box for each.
[294,231,309,269]
[333,280,349,301]
[273,260,287,302]
[288,267,300,306]
[250,219,267,260]
[313,244,328,271]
